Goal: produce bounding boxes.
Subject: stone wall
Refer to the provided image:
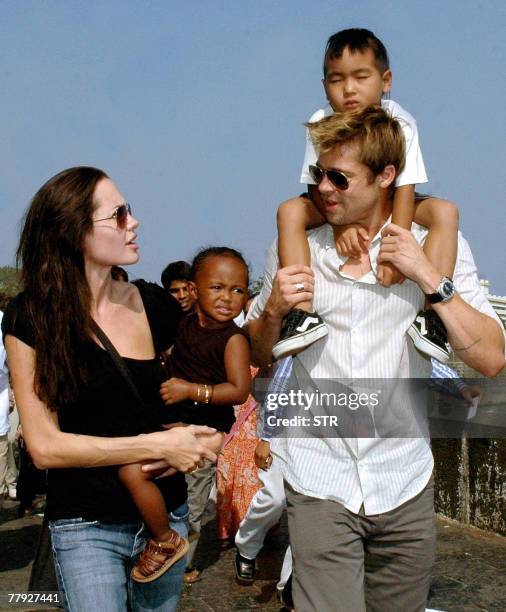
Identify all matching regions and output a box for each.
[432,377,506,534]
[433,438,506,534]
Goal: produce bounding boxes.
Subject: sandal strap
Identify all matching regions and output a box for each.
[135,537,183,577]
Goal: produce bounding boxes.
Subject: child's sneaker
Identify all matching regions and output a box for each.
[272,309,327,360]
[131,531,189,583]
[408,309,451,362]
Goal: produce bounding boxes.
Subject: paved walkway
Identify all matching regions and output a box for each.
[1,498,505,611]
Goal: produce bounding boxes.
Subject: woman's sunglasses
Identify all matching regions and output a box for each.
[93,203,132,229]
[308,164,350,191]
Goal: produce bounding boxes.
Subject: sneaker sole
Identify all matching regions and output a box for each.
[235,573,255,585]
[407,326,450,363]
[131,539,189,583]
[272,325,328,360]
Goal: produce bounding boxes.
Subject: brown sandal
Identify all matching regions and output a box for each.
[131,532,189,583]
[183,567,202,584]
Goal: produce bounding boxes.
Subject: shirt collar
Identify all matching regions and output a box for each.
[322,217,392,284]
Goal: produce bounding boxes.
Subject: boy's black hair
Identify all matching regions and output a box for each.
[160,260,191,290]
[191,247,249,283]
[323,28,390,77]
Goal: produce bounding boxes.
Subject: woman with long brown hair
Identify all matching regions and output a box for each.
[2,167,216,611]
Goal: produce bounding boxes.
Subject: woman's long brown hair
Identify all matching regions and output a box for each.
[16,166,108,410]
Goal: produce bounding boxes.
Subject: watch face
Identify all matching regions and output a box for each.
[441,279,454,298]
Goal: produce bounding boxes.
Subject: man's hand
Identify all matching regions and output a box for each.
[247,264,315,366]
[160,378,192,405]
[254,440,272,471]
[266,264,315,320]
[378,224,439,291]
[460,384,484,407]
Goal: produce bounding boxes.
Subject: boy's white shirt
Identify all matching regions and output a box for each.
[299,99,428,188]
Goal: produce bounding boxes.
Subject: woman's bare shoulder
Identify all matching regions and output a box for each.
[112,280,143,310]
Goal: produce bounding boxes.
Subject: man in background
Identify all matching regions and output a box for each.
[161,260,196,313]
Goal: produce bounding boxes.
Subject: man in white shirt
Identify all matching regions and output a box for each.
[247,106,505,611]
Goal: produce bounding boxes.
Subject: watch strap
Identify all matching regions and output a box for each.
[426,292,444,304]
[425,276,454,304]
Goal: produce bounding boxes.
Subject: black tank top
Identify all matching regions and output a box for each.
[2,281,187,522]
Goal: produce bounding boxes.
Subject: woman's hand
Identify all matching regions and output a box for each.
[160,377,192,404]
[141,424,218,476]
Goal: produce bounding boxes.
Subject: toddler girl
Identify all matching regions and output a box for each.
[120,247,251,583]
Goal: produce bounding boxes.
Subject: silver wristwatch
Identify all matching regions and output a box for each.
[425,276,456,304]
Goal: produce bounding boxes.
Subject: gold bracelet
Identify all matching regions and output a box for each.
[196,384,202,404]
[204,384,211,404]
[209,385,214,404]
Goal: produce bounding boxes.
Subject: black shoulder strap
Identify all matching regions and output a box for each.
[91,320,146,409]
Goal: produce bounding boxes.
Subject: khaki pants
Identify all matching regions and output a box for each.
[185,459,215,566]
[286,476,436,612]
[0,433,17,494]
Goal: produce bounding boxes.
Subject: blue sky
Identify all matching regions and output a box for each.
[1,1,505,294]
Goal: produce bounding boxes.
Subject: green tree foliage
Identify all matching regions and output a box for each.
[0,266,21,308]
[249,276,264,297]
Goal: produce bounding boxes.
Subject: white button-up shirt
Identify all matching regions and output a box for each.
[249,223,503,515]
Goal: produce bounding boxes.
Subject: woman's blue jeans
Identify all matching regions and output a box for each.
[49,503,188,612]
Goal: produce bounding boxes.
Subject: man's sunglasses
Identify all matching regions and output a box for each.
[93,203,132,229]
[308,164,350,191]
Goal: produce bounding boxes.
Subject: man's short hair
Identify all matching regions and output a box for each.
[160,260,191,290]
[306,105,405,178]
[323,28,390,77]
